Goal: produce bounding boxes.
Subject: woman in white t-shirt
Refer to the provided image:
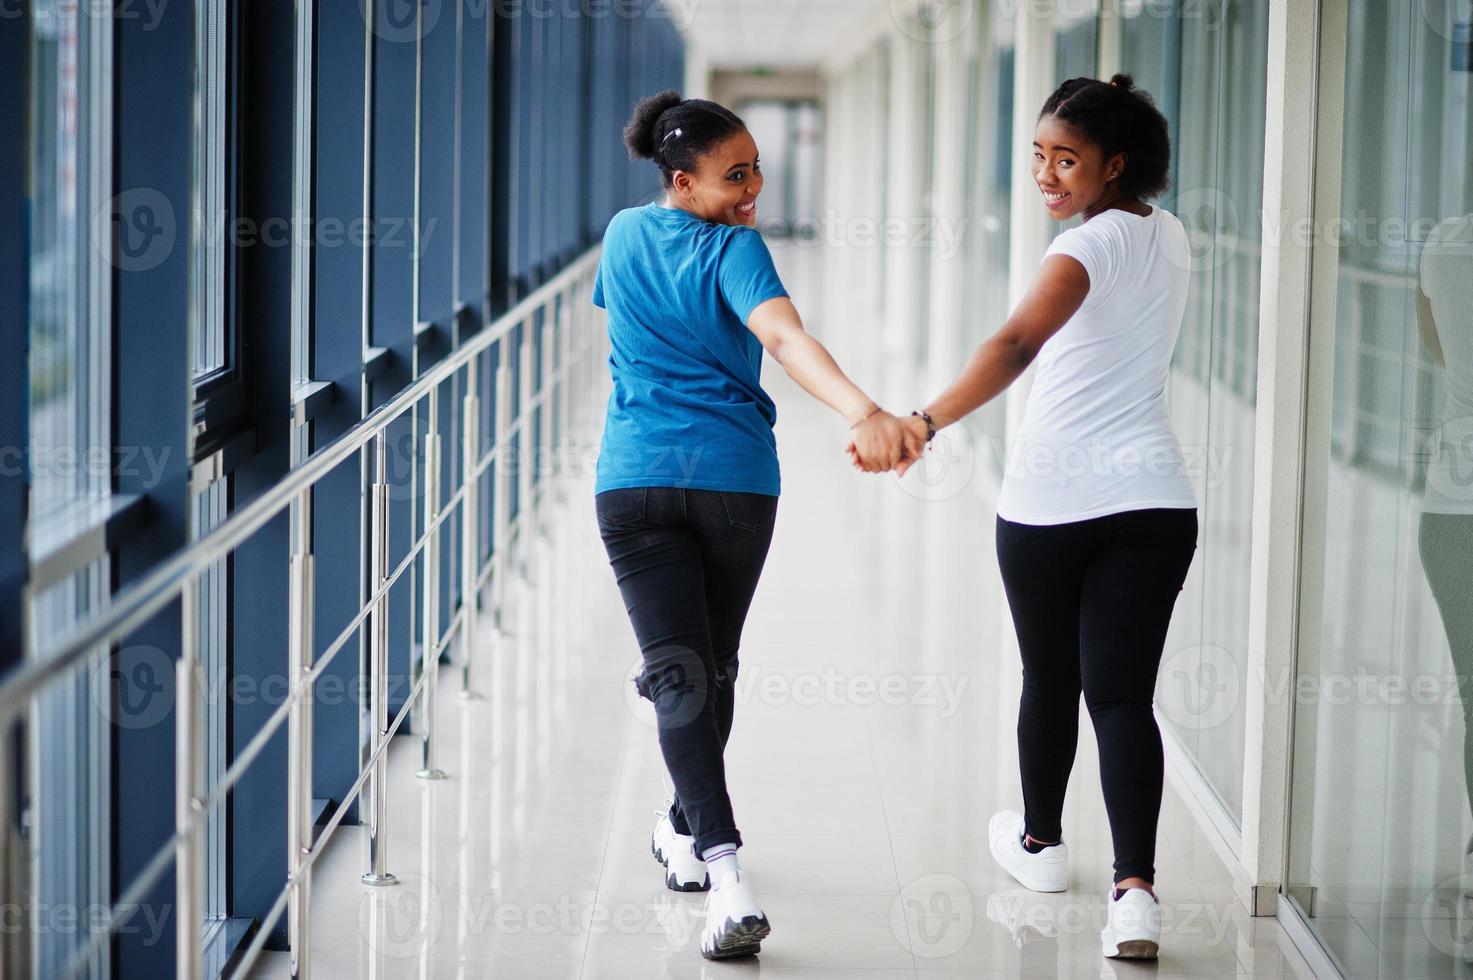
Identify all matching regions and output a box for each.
[1416,212,1473,890]
[882,74,1198,961]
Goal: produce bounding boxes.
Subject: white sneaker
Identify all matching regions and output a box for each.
[1101,886,1161,959]
[700,871,770,959]
[988,810,1067,893]
[651,812,709,892]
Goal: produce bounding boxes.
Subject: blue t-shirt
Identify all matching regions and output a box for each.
[592,204,789,496]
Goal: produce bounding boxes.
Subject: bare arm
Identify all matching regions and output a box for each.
[927,255,1090,427]
[746,296,912,471]
[1416,283,1446,369]
[747,297,875,423]
[892,254,1091,476]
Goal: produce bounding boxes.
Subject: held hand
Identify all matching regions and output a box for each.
[849,415,929,476]
[893,415,930,478]
[848,410,908,473]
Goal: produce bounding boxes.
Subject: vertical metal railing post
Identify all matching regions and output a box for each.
[491,335,514,637]
[287,486,315,978]
[558,284,574,494]
[582,292,599,440]
[176,577,204,979]
[417,386,446,780]
[537,303,554,520]
[573,285,585,441]
[516,319,534,575]
[458,358,482,700]
[287,0,317,962]
[361,433,397,887]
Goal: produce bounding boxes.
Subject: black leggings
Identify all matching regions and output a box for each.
[995,507,1198,884]
[596,486,778,855]
[1419,512,1473,828]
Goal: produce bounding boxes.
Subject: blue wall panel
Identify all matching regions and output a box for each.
[311,0,370,829]
[370,19,418,719]
[0,9,26,680]
[15,7,684,972]
[419,11,456,332]
[231,0,295,948]
[111,3,193,974]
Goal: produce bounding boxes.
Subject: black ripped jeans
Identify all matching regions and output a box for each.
[995,507,1198,884]
[596,486,778,855]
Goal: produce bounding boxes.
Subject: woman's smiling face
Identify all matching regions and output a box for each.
[669,129,764,227]
[1032,115,1127,222]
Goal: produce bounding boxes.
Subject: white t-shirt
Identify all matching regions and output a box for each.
[1418,214,1473,516]
[996,205,1199,525]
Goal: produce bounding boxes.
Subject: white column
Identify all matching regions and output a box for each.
[1240,0,1330,918]
[924,15,972,397]
[1096,0,1123,79]
[883,33,925,406]
[1004,0,1056,446]
[683,40,710,100]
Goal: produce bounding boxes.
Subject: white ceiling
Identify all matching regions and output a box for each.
[671,0,895,69]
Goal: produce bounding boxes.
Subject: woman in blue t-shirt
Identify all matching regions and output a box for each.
[593,90,916,959]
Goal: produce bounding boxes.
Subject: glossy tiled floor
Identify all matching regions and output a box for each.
[246,354,1321,978]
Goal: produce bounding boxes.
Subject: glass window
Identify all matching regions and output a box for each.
[191,477,231,945]
[31,568,109,980]
[1047,1,1099,248]
[192,0,231,381]
[1287,1,1473,975]
[1111,0,1270,833]
[28,3,113,976]
[961,1,1015,476]
[190,0,234,953]
[29,0,109,519]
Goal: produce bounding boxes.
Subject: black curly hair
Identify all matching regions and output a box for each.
[623,90,748,188]
[1039,73,1172,201]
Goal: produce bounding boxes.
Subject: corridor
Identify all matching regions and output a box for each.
[12,1,1470,976]
[246,246,1316,979]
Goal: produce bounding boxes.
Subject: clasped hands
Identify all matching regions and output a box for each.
[846,409,930,477]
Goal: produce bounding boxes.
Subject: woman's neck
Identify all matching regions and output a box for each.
[1083,190,1149,221]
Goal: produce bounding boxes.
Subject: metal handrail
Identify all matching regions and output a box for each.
[10,244,606,980]
[0,246,600,719]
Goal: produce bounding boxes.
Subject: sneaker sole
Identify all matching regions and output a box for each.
[1104,939,1159,959]
[987,835,1067,893]
[702,914,770,959]
[652,834,709,892]
[665,869,710,892]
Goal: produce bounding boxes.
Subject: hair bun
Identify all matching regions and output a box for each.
[623,90,684,160]
[1109,73,1136,93]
